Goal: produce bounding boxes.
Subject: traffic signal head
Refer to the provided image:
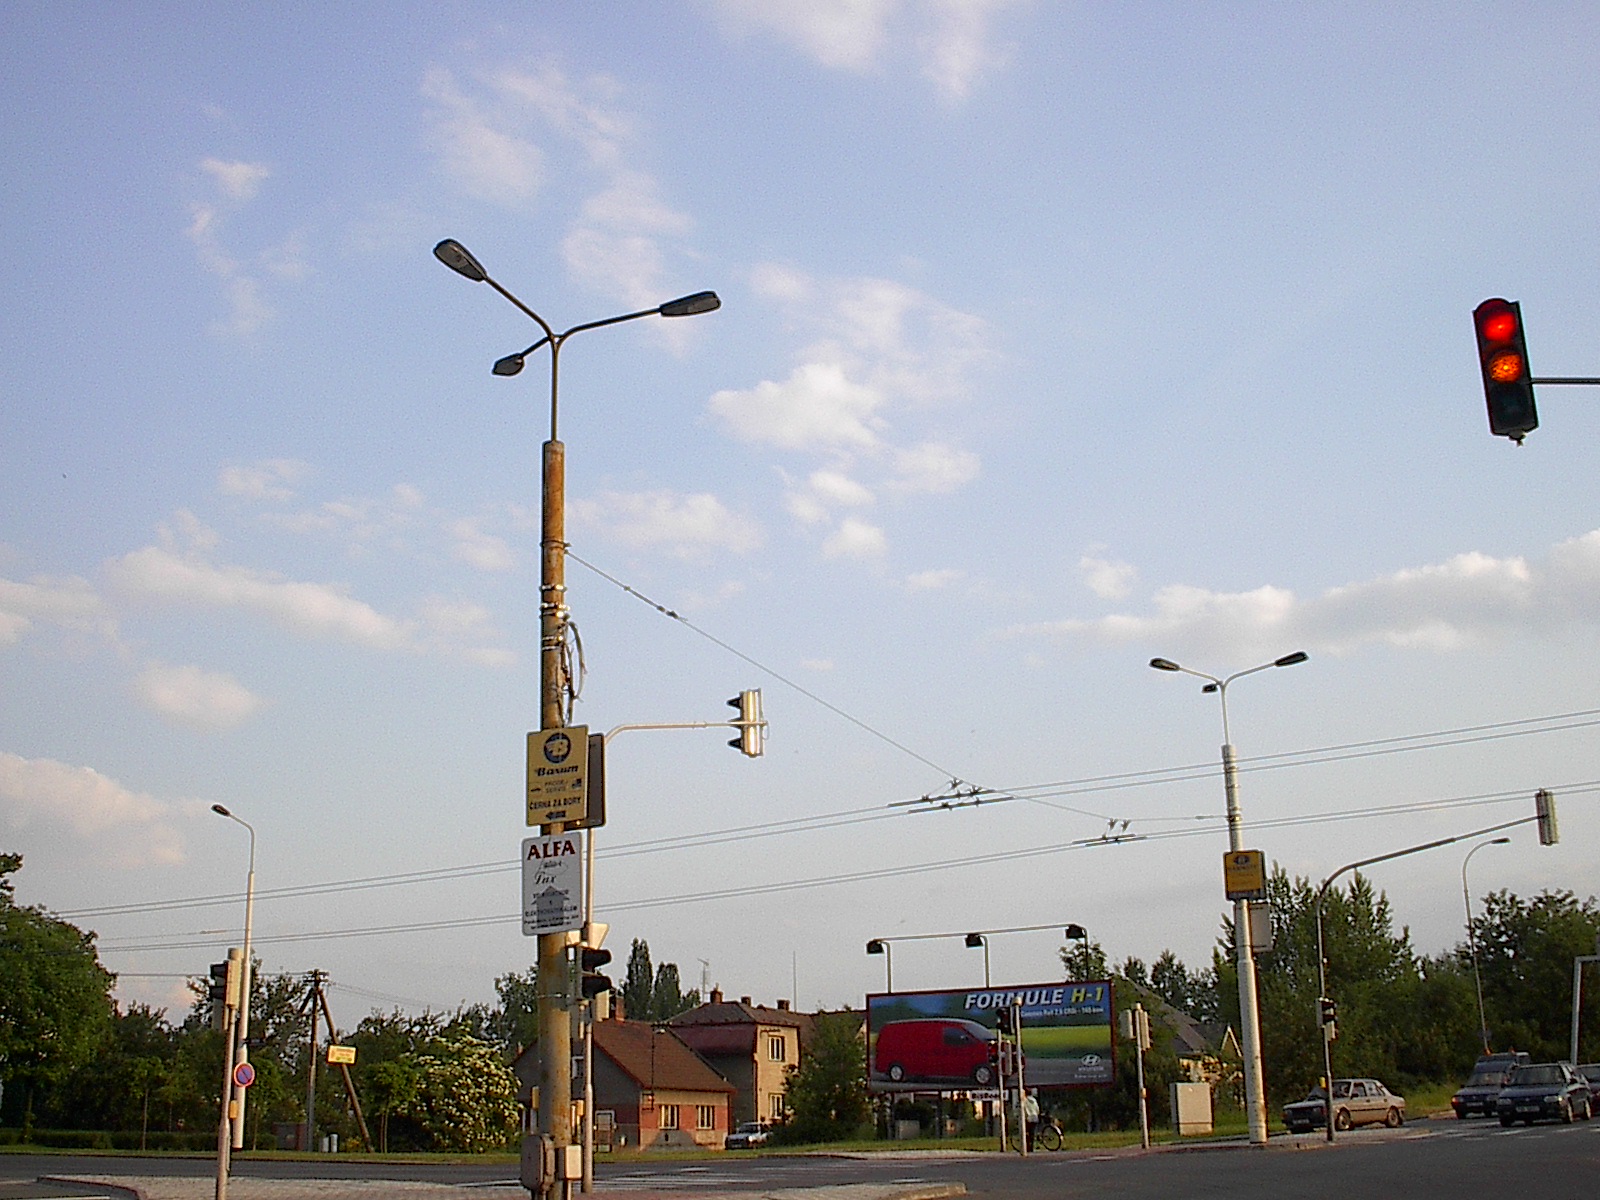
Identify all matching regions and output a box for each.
[726,689,765,758]
[995,1007,1014,1034]
[579,946,614,1000]
[1319,997,1337,1026]
[1473,298,1538,442]
[1535,788,1559,846]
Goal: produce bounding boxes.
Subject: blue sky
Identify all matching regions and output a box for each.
[3,1,1598,1023]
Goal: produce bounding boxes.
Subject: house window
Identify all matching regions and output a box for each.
[659,1104,679,1130]
[697,1105,715,1130]
[768,1034,786,1062]
[769,1094,786,1120]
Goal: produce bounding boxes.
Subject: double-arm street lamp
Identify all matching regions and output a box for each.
[1462,837,1511,1055]
[435,240,718,1188]
[211,804,255,1152]
[1150,650,1307,1147]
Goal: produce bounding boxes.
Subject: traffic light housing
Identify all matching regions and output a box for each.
[1535,788,1559,846]
[1319,996,1337,1039]
[207,954,242,1030]
[727,689,765,758]
[1474,298,1538,442]
[579,946,613,1000]
[995,1007,1014,1035]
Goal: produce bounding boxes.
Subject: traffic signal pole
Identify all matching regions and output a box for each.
[1314,794,1557,1141]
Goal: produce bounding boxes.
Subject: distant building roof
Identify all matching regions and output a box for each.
[593,1019,734,1094]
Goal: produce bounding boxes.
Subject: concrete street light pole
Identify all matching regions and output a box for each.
[211,804,255,1151]
[434,240,717,1199]
[1150,651,1307,1147]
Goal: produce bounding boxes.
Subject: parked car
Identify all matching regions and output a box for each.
[872,1017,998,1086]
[1451,1051,1531,1118]
[1282,1078,1406,1132]
[1576,1063,1600,1107]
[1495,1062,1594,1125]
[723,1121,772,1149]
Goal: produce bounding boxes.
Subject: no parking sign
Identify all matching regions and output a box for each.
[233,1061,256,1088]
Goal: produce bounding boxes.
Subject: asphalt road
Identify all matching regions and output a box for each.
[4,1117,1598,1199]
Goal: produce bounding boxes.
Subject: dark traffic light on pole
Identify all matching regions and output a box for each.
[1535,788,1559,846]
[579,947,613,1000]
[727,689,765,758]
[1319,997,1337,1039]
[1474,298,1538,443]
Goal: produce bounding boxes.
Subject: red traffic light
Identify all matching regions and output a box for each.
[1473,298,1537,442]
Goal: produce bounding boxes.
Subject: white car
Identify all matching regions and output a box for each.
[724,1121,772,1149]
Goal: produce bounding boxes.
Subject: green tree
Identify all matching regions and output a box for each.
[623,939,654,1021]
[1472,888,1600,1061]
[488,968,540,1059]
[773,1010,869,1144]
[364,1058,422,1152]
[407,1034,519,1152]
[0,852,116,1132]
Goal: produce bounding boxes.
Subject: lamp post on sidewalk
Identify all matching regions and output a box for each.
[211,804,255,1151]
[434,239,718,1195]
[1462,837,1510,1054]
[1150,650,1308,1147]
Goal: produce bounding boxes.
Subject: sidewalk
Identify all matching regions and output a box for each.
[43,1176,966,1200]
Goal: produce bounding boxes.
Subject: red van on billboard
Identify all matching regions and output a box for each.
[873,1018,998,1086]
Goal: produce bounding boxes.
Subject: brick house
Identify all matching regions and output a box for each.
[668,989,813,1126]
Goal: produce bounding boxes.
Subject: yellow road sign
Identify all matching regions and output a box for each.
[1224,849,1267,900]
[527,725,589,827]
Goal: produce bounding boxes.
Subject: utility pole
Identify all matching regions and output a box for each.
[303,970,324,1153]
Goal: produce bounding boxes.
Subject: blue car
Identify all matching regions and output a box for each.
[1495,1062,1593,1126]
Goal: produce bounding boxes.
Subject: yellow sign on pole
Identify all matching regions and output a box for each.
[326,1045,356,1065]
[1224,849,1267,900]
[527,726,589,827]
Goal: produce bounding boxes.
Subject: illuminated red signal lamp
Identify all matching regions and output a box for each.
[1473,298,1537,442]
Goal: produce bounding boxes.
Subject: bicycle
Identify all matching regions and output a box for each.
[1033,1118,1063,1152]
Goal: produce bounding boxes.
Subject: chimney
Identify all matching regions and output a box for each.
[777,999,791,1011]
[612,994,625,1021]
[740,996,753,1006]
[710,987,723,1004]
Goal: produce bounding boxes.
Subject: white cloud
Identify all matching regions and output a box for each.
[888,442,980,494]
[200,157,270,201]
[1002,529,1600,660]
[572,490,762,560]
[710,361,887,451]
[717,0,893,70]
[708,0,1022,97]
[450,519,516,572]
[0,752,186,867]
[108,545,419,651]
[421,68,545,206]
[823,516,888,560]
[219,459,310,502]
[0,573,107,644]
[187,157,295,336]
[134,662,264,731]
[905,567,964,591]
[1079,550,1137,600]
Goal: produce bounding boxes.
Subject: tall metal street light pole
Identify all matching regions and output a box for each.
[211,804,256,1152]
[1149,650,1308,1147]
[434,240,718,1195]
[1462,837,1511,1055]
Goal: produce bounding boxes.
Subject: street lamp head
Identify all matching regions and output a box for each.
[211,804,231,817]
[492,353,526,376]
[1201,682,1219,693]
[965,933,985,948]
[1149,658,1181,672]
[866,939,886,955]
[1064,924,1087,940]
[658,290,720,317]
[1274,651,1309,668]
[433,239,488,283]
[1490,836,1511,846]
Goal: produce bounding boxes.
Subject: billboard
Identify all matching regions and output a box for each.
[866,980,1115,1092]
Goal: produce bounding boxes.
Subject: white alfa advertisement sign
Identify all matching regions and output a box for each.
[521,834,584,936]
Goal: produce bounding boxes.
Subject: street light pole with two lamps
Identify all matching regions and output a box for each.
[434,241,719,1193]
[1149,650,1307,1148]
